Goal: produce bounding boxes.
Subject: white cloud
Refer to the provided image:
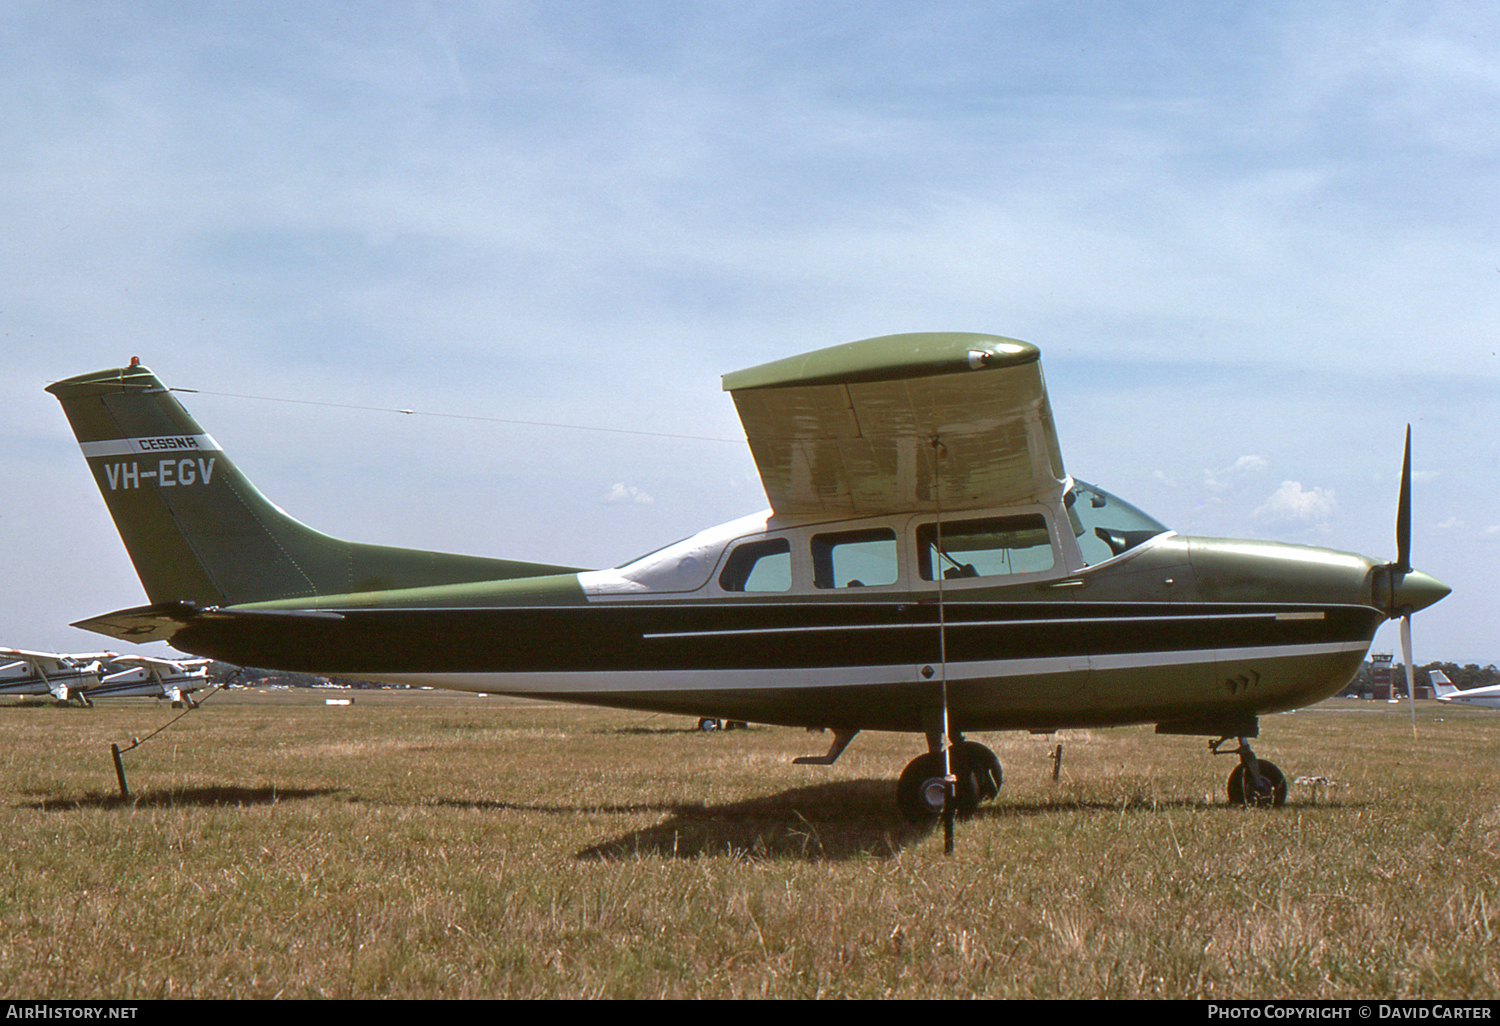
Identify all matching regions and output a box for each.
[1253,481,1337,523]
[1204,455,1268,492]
[605,482,653,505]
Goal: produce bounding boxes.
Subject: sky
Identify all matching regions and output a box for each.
[3,1,1497,665]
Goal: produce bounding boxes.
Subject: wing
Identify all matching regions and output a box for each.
[110,654,209,670]
[0,648,70,674]
[723,332,1067,518]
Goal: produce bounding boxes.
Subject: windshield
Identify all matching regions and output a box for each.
[1066,480,1170,565]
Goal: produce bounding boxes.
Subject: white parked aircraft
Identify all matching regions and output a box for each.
[0,648,113,705]
[1430,670,1500,711]
[91,654,213,707]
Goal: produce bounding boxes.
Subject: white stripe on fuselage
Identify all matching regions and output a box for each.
[641,609,1325,642]
[367,639,1368,695]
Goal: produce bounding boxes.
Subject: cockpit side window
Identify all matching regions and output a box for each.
[1066,481,1170,564]
[718,538,792,593]
[812,528,898,589]
[917,514,1054,581]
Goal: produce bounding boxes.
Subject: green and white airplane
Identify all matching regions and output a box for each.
[48,333,1449,821]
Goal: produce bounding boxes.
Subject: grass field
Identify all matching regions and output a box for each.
[2,688,1497,999]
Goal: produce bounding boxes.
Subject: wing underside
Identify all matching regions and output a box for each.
[723,332,1067,517]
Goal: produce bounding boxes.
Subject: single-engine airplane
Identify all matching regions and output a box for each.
[47,334,1449,820]
[0,647,113,706]
[91,654,212,707]
[1430,670,1500,710]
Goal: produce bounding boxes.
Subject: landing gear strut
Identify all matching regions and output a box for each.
[896,737,1003,823]
[1211,736,1288,808]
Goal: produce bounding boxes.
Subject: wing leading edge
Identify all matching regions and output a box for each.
[723,332,1067,518]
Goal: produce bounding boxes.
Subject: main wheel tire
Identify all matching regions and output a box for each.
[897,752,948,823]
[1227,759,1288,808]
[950,740,1003,805]
[897,745,1004,823]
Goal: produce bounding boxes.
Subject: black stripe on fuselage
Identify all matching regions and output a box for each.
[170,600,1384,676]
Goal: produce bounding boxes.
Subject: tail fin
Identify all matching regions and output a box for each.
[1429,670,1457,698]
[48,362,582,608]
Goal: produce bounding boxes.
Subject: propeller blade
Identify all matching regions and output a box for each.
[1401,613,1417,740]
[1396,425,1412,575]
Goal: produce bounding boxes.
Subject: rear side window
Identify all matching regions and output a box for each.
[917,515,1053,581]
[812,528,898,589]
[718,538,792,593]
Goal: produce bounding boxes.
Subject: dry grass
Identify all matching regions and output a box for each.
[1,689,1496,998]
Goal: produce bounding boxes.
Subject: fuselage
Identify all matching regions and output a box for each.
[1435,685,1500,710]
[0,657,102,700]
[89,662,208,701]
[171,481,1439,735]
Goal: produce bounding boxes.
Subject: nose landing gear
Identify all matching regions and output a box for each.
[1211,736,1288,808]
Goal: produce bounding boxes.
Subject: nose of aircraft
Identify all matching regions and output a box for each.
[1390,569,1450,617]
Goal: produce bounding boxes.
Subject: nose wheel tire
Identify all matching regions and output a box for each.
[1227,759,1288,808]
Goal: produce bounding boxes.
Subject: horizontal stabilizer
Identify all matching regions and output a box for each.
[72,601,345,644]
[71,602,204,644]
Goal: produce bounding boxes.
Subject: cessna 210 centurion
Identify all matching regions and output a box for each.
[48,333,1449,821]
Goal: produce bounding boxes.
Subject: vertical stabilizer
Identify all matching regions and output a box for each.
[48,363,581,607]
[1429,670,1457,698]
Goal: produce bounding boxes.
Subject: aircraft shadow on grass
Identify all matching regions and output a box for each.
[420,780,919,860]
[575,780,936,861]
[569,781,1371,861]
[23,785,340,811]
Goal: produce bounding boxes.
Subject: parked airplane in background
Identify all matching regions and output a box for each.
[91,654,212,707]
[1430,670,1500,710]
[0,648,112,706]
[47,334,1449,821]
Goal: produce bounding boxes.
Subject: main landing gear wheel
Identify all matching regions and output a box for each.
[1227,759,1288,808]
[896,742,1003,823]
[950,740,1003,805]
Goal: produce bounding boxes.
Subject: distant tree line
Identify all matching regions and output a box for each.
[1419,661,1500,689]
[204,662,406,689]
